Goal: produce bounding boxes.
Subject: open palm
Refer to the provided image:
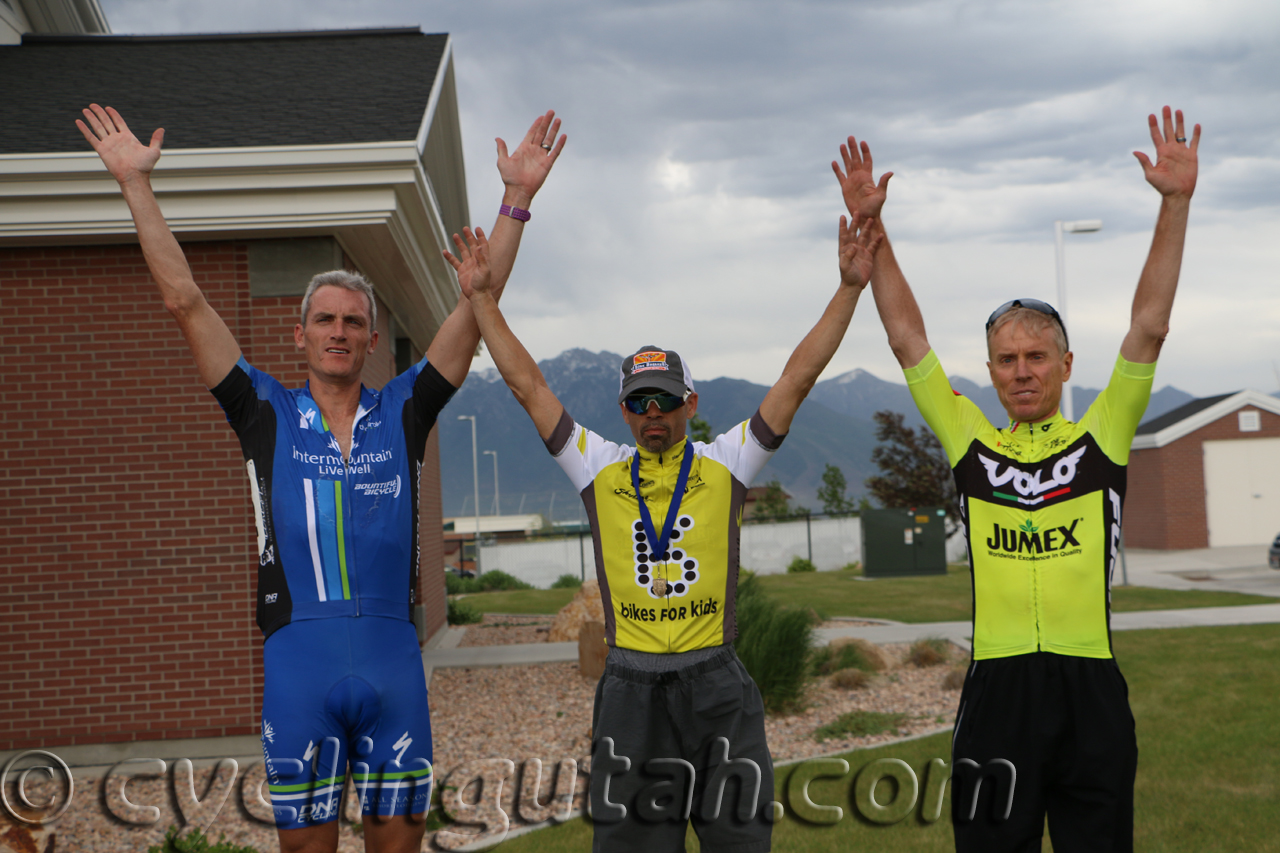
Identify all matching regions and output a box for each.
[76,104,163,184]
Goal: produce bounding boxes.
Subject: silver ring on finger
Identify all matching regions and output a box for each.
[1176,136,1187,143]
[540,143,552,151]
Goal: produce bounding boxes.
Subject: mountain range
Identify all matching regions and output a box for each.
[437,349,1200,521]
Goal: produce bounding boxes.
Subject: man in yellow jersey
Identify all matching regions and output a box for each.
[443,212,882,851]
[833,107,1200,852]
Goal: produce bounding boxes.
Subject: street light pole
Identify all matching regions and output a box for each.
[457,415,480,574]
[1053,219,1102,421]
[483,449,499,516]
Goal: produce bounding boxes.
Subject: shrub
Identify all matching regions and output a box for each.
[734,572,816,713]
[446,570,533,595]
[942,666,967,690]
[811,638,886,676]
[907,637,951,667]
[447,598,483,625]
[830,668,871,690]
[813,710,909,742]
[148,827,260,853]
[550,574,583,589]
[787,557,817,574]
[477,570,533,592]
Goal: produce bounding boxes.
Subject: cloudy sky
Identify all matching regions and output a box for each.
[101,0,1280,396]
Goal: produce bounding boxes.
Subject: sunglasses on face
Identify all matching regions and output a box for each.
[985,299,1069,348]
[624,392,687,414]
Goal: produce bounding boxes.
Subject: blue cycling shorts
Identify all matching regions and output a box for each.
[259,615,433,830]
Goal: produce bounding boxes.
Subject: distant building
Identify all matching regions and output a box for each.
[0,4,467,752]
[1127,391,1280,549]
[443,514,547,571]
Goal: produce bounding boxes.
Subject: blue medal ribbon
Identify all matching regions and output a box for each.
[631,441,694,595]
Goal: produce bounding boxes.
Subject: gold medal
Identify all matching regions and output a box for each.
[653,577,668,596]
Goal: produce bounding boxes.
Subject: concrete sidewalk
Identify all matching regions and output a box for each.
[1120,543,1280,597]
[422,602,1280,670]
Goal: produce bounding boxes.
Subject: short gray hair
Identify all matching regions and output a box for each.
[986,307,1068,358]
[300,270,377,328]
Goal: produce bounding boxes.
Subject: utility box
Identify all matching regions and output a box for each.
[862,507,948,577]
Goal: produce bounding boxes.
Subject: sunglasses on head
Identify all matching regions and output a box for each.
[985,299,1069,349]
[624,391,687,415]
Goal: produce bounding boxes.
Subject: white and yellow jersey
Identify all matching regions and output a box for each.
[544,409,784,653]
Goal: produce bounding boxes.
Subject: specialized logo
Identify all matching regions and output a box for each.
[631,352,669,373]
[393,732,413,765]
[986,518,1082,556]
[979,446,1086,505]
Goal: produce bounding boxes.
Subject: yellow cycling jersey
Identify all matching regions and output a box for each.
[544,409,783,653]
[905,350,1155,660]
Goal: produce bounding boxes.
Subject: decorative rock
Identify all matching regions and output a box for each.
[578,621,608,680]
[548,580,605,642]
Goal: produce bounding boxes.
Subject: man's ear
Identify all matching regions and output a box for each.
[368,330,379,353]
[685,392,699,418]
[1062,351,1073,382]
[294,323,306,351]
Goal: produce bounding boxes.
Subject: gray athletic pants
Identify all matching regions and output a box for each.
[589,645,773,852]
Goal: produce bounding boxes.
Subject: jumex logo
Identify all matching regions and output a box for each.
[979,446,1085,505]
[986,518,1082,555]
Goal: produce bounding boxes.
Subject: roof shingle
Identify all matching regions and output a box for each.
[0,28,446,153]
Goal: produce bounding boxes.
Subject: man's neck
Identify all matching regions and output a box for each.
[307,371,364,456]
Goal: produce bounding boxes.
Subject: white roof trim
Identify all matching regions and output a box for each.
[1131,390,1280,450]
[415,35,453,156]
[0,140,460,351]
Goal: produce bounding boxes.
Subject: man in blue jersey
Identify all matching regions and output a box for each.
[78,103,565,853]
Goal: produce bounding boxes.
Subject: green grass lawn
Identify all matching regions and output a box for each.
[453,566,1277,621]
[755,564,1277,623]
[463,623,1280,851]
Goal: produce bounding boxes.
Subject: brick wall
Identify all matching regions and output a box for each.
[0,241,447,751]
[1125,406,1280,549]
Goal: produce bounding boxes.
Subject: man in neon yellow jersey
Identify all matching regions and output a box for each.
[835,107,1200,852]
[444,211,881,851]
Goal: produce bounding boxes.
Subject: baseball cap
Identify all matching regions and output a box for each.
[617,345,696,404]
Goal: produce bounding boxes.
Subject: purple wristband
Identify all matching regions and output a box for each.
[500,204,531,222]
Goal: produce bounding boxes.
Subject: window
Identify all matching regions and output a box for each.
[1238,410,1261,432]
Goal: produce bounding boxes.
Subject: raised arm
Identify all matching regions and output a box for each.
[446,228,566,440]
[758,215,882,434]
[1121,106,1199,364]
[429,112,567,385]
[832,136,931,370]
[77,104,241,387]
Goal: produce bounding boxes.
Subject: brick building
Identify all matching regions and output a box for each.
[1126,391,1280,550]
[0,20,468,750]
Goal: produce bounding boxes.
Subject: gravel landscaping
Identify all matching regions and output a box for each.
[15,629,964,852]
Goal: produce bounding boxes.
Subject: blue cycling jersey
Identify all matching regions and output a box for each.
[211,355,456,637]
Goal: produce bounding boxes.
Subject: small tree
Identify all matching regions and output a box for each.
[864,410,959,527]
[689,414,713,444]
[816,463,855,515]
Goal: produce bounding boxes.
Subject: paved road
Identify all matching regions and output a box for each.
[423,601,1280,669]
[1120,543,1280,597]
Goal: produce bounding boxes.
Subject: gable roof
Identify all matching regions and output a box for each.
[0,29,445,154]
[1135,393,1235,436]
[1131,390,1280,449]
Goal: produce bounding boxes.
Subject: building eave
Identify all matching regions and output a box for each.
[1130,390,1280,450]
[0,141,459,352]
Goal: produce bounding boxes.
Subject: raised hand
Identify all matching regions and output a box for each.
[838,215,882,289]
[1134,106,1199,199]
[832,136,892,222]
[444,227,492,299]
[497,111,567,206]
[76,104,163,185]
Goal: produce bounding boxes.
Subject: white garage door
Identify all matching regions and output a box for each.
[1203,437,1280,547]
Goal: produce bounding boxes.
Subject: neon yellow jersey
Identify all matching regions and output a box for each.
[905,350,1155,660]
[544,410,783,653]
